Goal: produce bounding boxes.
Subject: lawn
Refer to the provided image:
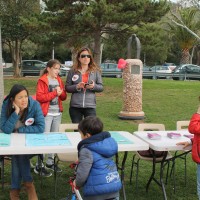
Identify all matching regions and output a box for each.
[1,77,200,200]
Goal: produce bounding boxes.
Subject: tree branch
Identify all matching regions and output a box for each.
[171,19,200,41]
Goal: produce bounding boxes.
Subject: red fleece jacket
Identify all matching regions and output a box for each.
[36,74,67,116]
[188,113,200,163]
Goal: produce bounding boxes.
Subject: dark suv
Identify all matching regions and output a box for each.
[20,60,46,76]
[3,60,67,77]
[172,64,200,80]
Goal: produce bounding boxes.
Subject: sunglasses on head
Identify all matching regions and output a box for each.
[80,54,91,58]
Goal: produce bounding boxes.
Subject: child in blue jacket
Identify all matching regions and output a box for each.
[74,116,121,200]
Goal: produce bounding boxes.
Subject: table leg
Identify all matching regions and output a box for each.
[116,151,128,200]
[159,152,168,200]
[146,151,168,200]
[146,157,156,192]
[1,157,4,190]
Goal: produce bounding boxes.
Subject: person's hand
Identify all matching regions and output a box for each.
[73,180,80,190]
[176,141,190,149]
[56,86,63,96]
[76,82,85,89]
[197,105,200,114]
[12,102,20,115]
[85,80,94,89]
[73,180,76,188]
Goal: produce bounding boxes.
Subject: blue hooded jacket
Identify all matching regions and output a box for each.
[0,96,45,134]
[77,131,122,197]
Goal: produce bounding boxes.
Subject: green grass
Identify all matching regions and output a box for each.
[1,77,200,199]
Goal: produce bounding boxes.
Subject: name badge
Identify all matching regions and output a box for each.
[72,74,79,81]
[25,118,34,126]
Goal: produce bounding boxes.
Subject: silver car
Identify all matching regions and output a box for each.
[100,63,122,78]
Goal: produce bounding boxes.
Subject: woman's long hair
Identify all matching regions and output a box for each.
[5,84,29,123]
[73,47,101,73]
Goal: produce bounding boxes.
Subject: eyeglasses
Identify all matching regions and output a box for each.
[80,54,91,58]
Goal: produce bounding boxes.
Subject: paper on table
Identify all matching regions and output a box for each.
[109,131,134,144]
[0,133,11,146]
[26,133,71,146]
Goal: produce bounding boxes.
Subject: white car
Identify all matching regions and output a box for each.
[60,64,71,71]
[2,58,6,68]
[65,61,73,67]
[59,64,71,76]
[150,65,173,73]
[163,63,176,71]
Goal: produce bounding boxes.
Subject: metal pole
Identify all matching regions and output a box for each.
[144,53,146,66]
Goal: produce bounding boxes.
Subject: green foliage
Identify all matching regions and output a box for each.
[43,0,169,64]
[134,23,170,65]
[166,8,200,50]
[0,0,42,76]
[0,0,40,17]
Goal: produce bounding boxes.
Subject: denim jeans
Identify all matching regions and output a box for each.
[197,164,200,199]
[69,107,96,123]
[11,155,33,189]
[37,114,62,166]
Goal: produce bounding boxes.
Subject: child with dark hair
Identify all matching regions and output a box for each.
[74,116,121,200]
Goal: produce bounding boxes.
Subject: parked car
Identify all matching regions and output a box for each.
[148,65,174,79]
[150,65,174,73]
[172,64,200,80]
[59,64,71,76]
[65,61,73,67]
[19,60,69,77]
[2,58,6,68]
[19,60,46,76]
[143,65,151,72]
[4,59,70,77]
[3,60,46,76]
[100,63,122,78]
[163,63,176,71]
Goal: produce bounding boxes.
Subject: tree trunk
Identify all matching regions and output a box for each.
[70,47,80,66]
[0,21,4,115]
[13,39,21,77]
[196,45,200,66]
[93,32,102,66]
[190,46,195,64]
[180,48,190,64]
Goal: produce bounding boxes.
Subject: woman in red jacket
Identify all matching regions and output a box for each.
[34,59,67,177]
[177,106,200,199]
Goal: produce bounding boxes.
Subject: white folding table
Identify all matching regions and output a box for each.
[134,130,192,200]
[0,131,149,200]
